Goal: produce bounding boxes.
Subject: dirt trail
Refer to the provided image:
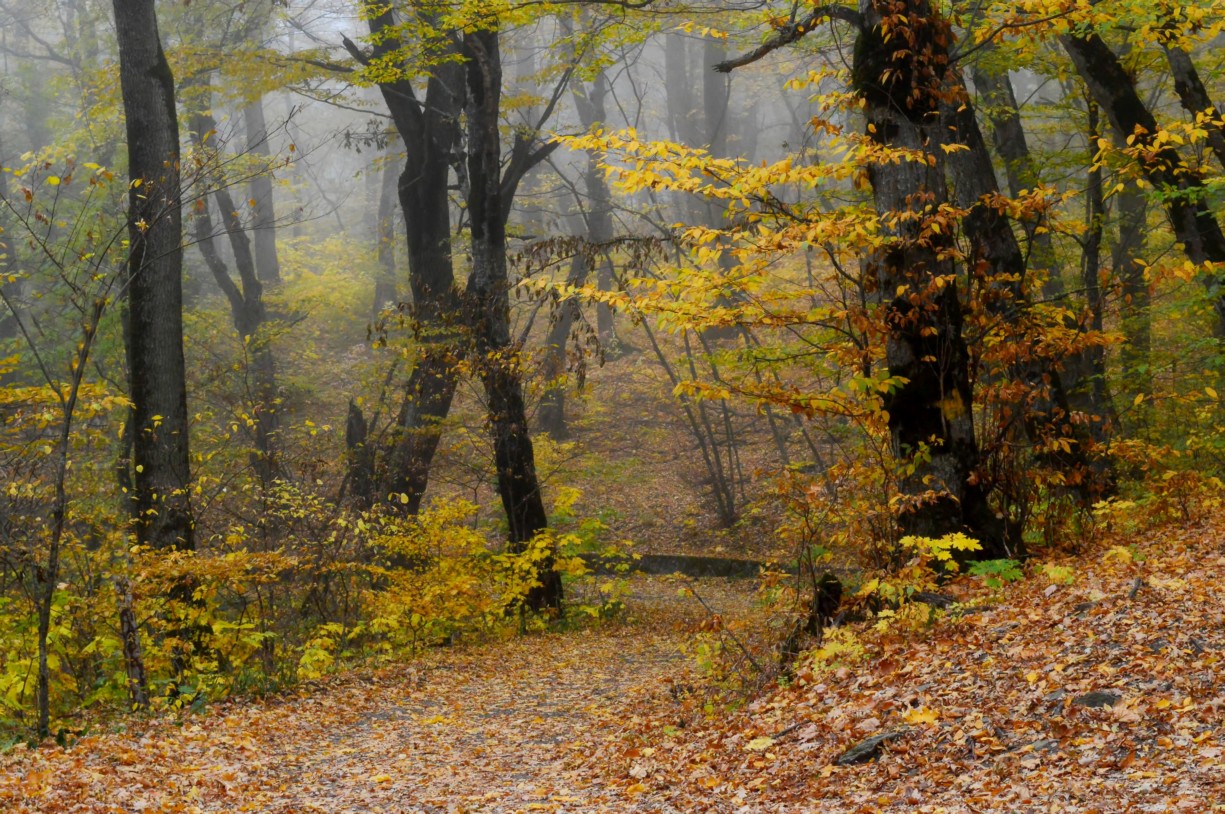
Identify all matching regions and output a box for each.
[1,577,755,814]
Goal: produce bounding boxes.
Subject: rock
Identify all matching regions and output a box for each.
[1072,690,1121,708]
[834,729,909,766]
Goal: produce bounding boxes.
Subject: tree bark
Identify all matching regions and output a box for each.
[243,98,282,285]
[1115,181,1151,423]
[113,0,194,552]
[189,103,278,486]
[943,77,1112,505]
[372,141,399,320]
[355,2,465,513]
[1163,44,1225,171]
[970,63,1063,300]
[853,0,1005,555]
[464,27,560,611]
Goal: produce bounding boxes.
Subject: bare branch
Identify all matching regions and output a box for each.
[714,5,863,73]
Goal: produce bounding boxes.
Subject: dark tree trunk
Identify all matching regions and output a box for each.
[357,2,465,513]
[345,399,375,509]
[943,77,1112,504]
[464,27,560,611]
[1164,45,1225,171]
[1063,31,1225,338]
[1115,182,1151,423]
[853,0,1005,555]
[243,98,282,285]
[970,63,1063,300]
[1082,100,1112,426]
[113,0,193,552]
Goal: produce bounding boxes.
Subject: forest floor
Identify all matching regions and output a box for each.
[4,508,1225,812]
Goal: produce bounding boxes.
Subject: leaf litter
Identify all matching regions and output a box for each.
[3,515,1225,812]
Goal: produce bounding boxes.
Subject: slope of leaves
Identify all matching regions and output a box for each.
[589,518,1225,812]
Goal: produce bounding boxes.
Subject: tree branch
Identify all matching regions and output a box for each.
[714,5,862,73]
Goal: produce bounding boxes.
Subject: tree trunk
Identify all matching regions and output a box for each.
[1115,181,1151,425]
[359,2,465,513]
[970,63,1063,300]
[943,77,1112,505]
[0,126,18,341]
[243,98,282,285]
[1063,30,1225,338]
[113,0,194,552]
[464,27,560,611]
[372,141,399,319]
[537,252,586,439]
[1163,44,1225,171]
[853,0,1005,555]
[189,103,278,486]
[1082,99,1112,426]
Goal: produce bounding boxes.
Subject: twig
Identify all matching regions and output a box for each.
[683,579,763,675]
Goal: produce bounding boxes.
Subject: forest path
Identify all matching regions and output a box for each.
[2,577,755,813]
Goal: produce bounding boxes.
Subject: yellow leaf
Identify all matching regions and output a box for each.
[1133,393,1144,407]
[1025,671,1039,684]
[370,774,392,783]
[1207,386,1218,400]
[746,736,775,751]
[902,706,939,724]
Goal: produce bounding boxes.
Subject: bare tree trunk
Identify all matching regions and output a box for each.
[244,97,281,285]
[189,103,278,486]
[116,577,149,711]
[537,252,586,439]
[1115,182,1151,425]
[354,2,464,513]
[113,0,194,552]
[464,27,560,611]
[1082,99,1112,424]
[372,141,399,319]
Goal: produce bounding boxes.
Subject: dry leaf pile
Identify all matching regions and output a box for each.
[586,522,1225,812]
